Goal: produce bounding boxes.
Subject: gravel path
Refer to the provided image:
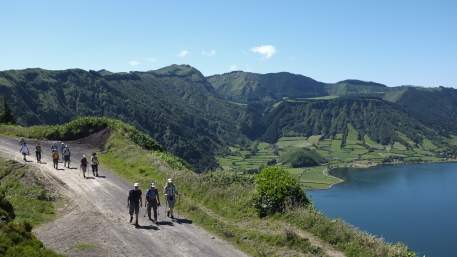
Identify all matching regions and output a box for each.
[0,135,249,257]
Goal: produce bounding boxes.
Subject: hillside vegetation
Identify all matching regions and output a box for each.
[2,66,457,172]
[0,158,62,257]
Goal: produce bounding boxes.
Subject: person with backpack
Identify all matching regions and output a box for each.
[80,154,88,178]
[128,183,142,226]
[35,142,42,163]
[19,142,29,161]
[146,183,161,224]
[164,178,178,219]
[91,152,99,177]
[63,145,71,168]
[52,150,59,169]
[51,142,58,153]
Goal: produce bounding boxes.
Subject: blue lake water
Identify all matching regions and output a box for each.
[308,163,457,257]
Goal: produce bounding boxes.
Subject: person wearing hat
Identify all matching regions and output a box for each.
[128,183,143,225]
[63,144,71,168]
[164,178,178,219]
[145,182,161,224]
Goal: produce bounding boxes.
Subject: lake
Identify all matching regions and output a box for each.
[308,163,457,257]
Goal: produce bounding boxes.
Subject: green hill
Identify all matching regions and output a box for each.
[0,65,246,171]
[2,66,457,171]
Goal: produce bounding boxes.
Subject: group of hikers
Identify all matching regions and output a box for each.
[21,138,179,226]
[19,139,100,178]
[128,178,179,226]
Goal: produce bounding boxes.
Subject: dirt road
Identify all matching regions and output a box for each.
[0,135,249,257]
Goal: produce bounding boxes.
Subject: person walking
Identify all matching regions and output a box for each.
[59,142,65,160]
[146,183,161,224]
[63,145,71,168]
[52,150,59,169]
[35,142,42,163]
[19,142,29,161]
[91,152,99,177]
[80,154,88,178]
[128,183,142,226]
[164,178,178,219]
[51,142,58,153]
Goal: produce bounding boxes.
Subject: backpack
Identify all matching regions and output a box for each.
[52,152,59,160]
[146,188,158,202]
[91,156,99,165]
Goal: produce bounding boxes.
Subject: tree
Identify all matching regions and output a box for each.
[254,166,310,217]
[0,97,15,124]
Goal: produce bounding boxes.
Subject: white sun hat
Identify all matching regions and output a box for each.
[134,182,139,187]
[167,178,173,183]
[150,183,156,187]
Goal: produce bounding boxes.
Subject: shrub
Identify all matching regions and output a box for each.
[254,166,309,217]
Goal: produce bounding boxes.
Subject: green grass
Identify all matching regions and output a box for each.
[287,166,343,189]
[0,158,63,257]
[0,159,56,225]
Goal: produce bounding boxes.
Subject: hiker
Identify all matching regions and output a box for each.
[51,142,58,153]
[63,145,71,168]
[19,138,25,146]
[80,154,88,178]
[19,142,29,161]
[164,178,178,219]
[91,152,99,177]
[59,142,65,162]
[52,150,59,169]
[35,142,42,163]
[128,183,142,226]
[146,183,161,224]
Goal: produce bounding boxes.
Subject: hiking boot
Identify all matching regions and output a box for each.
[171,215,174,219]
[167,211,170,217]
[129,216,133,223]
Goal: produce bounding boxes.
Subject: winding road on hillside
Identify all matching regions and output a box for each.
[0,135,249,257]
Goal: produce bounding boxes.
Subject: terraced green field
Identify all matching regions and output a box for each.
[218,123,443,188]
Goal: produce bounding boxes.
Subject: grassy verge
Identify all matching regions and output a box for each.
[0,157,62,257]
[0,158,57,225]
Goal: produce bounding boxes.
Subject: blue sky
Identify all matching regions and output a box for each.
[1,0,456,87]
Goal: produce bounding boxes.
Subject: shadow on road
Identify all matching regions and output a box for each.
[175,218,192,224]
[135,225,159,230]
[96,175,106,179]
[157,221,174,226]
[68,167,78,170]
[85,177,96,180]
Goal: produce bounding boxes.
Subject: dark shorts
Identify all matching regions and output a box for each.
[129,203,140,216]
[167,195,176,208]
[64,156,70,161]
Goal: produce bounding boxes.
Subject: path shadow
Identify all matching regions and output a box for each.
[24,160,33,163]
[175,218,193,224]
[39,162,48,164]
[68,167,78,170]
[57,168,65,171]
[157,221,174,226]
[135,224,159,230]
[85,177,96,180]
[96,175,106,179]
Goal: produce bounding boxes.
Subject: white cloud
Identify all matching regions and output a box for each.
[128,60,140,66]
[229,65,239,71]
[202,49,216,57]
[177,50,190,58]
[250,45,276,59]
